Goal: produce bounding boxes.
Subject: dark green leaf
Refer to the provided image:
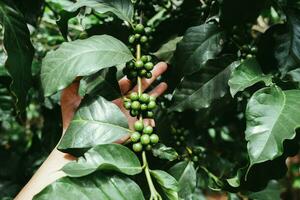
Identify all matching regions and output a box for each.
[152,144,178,161]
[169,57,237,112]
[169,161,196,199]
[228,58,273,97]
[58,96,131,155]
[153,37,182,63]
[66,0,133,24]
[78,67,121,100]
[0,0,34,111]
[62,144,142,177]
[246,180,280,200]
[41,35,133,96]
[150,170,179,200]
[33,172,145,200]
[246,86,300,168]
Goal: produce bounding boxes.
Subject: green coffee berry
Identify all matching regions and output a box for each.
[140,36,148,43]
[134,33,141,39]
[140,93,150,103]
[131,101,141,110]
[128,35,135,44]
[133,142,143,152]
[146,111,154,118]
[147,101,156,110]
[124,101,131,110]
[130,92,139,101]
[138,69,147,76]
[141,104,148,111]
[134,121,144,131]
[135,60,144,69]
[145,144,152,151]
[141,55,148,63]
[150,134,159,144]
[131,132,141,143]
[130,110,139,117]
[141,134,150,145]
[146,72,152,79]
[135,24,144,33]
[144,62,154,71]
[143,126,153,134]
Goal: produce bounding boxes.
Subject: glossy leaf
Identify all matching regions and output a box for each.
[33,173,145,200]
[228,58,273,97]
[168,23,226,89]
[152,144,178,161]
[153,37,182,63]
[78,67,121,100]
[150,170,179,200]
[247,180,280,200]
[246,86,300,167]
[41,35,133,96]
[0,0,34,111]
[58,96,131,155]
[169,161,196,199]
[66,0,133,24]
[62,144,142,177]
[169,57,237,112]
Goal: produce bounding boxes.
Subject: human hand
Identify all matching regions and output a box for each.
[60,62,168,138]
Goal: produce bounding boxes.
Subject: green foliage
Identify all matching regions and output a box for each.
[2,0,300,199]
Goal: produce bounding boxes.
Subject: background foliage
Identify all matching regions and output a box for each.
[1,0,300,199]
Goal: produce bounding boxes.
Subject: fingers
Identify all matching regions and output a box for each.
[118,77,132,95]
[149,82,168,97]
[131,62,168,93]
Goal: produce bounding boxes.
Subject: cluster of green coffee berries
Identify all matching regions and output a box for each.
[239,45,257,59]
[124,92,157,118]
[131,121,159,152]
[171,127,189,147]
[123,55,154,80]
[128,24,153,47]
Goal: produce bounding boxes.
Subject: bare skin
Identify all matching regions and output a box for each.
[15,62,168,200]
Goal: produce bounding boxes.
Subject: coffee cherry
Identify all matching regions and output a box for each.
[140,93,150,103]
[149,96,156,101]
[150,134,159,144]
[141,134,150,145]
[145,144,152,151]
[176,141,181,146]
[130,92,139,101]
[146,111,154,118]
[134,121,144,131]
[138,69,147,76]
[127,62,135,69]
[131,101,141,110]
[133,142,143,152]
[130,110,139,117]
[140,36,148,43]
[128,70,138,79]
[135,60,144,69]
[141,104,148,111]
[135,24,144,33]
[144,62,154,71]
[124,101,131,110]
[147,101,156,110]
[192,156,199,162]
[131,132,141,143]
[141,55,149,63]
[134,33,141,39]
[128,35,135,44]
[143,126,153,134]
[179,136,185,141]
[146,72,152,79]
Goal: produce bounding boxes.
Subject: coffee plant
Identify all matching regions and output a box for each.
[2,0,300,199]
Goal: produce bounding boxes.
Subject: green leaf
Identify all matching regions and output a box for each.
[272,14,300,76]
[78,67,121,100]
[62,144,142,177]
[169,57,237,112]
[0,0,34,111]
[58,96,131,155]
[153,37,182,63]
[66,0,133,24]
[152,144,178,161]
[228,58,273,97]
[168,24,226,89]
[41,35,133,96]
[245,86,300,167]
[33,172,145,200]
[246,180,280,200]
[150,170,179,200]
[169,161,196,199]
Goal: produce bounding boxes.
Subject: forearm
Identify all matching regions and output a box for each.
[15,148,76,200]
